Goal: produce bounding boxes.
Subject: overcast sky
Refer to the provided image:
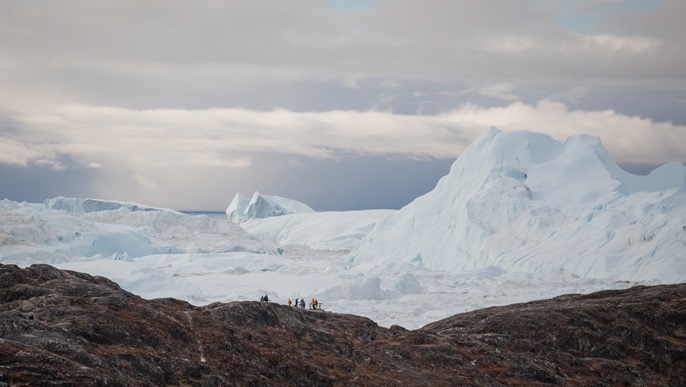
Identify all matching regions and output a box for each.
[1,0,685,211]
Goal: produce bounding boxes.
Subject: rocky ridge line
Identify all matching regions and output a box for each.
[0,264,684,386]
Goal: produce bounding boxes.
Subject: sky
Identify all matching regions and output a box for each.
[1,0,685,211]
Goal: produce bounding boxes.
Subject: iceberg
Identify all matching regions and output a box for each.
[349,128,686,283]
[44,196,165,213]
[226,192,314,223]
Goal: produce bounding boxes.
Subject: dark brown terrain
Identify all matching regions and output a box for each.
[0,263,684,386]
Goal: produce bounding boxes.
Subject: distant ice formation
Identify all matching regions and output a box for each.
[44,197,166,213]
[226,192,314,223]
[1,198,278,266]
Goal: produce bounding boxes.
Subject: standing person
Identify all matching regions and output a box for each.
[299,299,305,308]
[264,294,269,302]
[288,299,292,307]
[294,298,298,308]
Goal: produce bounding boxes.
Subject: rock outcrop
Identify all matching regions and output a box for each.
[1,264,684,386]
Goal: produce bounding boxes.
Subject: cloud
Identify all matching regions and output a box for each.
[0,0,682,109]
[33,160,67,171]
[0,137,42,167]
[571,33,660,55]
[479,36,537,53]
[479,33,660,58]
[4,100,684,210]
[547,86,591,103]
[446,100,686,164]
[465,83,520,101]
[133,173,160,193]
[5,101,685,179]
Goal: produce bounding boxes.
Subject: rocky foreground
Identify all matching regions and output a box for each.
[0,264,684,386]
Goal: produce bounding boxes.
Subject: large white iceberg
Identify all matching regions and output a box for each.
[349,128,686,283]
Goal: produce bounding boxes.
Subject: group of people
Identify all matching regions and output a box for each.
[260,295,322,310]
[288,298,321,310]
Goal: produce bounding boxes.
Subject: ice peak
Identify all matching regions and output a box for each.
[445,129,684,207]
[350,128,686,283]
[226,192,314,223]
